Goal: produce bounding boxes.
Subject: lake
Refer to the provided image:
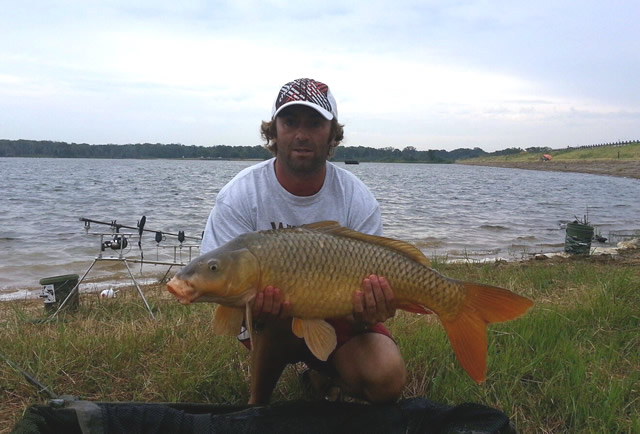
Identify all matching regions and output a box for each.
[1,157,638,299]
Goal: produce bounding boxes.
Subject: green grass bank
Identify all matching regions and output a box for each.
[458,143,640,180]
[461,142,640,163]
[2,250,639,433]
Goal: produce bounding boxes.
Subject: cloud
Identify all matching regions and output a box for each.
[0,1,638,150]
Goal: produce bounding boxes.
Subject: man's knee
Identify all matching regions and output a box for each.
[333,333,406,403]
[361,352,406,402]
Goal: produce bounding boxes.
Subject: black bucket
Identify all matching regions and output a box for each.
[564,223,594,255]
[39,274,80,313]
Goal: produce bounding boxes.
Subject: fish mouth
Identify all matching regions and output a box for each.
[167,277,199,305]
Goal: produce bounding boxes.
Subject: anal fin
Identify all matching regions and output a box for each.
[292,317,305,338]
[291,318,337,361]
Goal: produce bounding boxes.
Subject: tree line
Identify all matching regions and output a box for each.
[0,139,529,163]
[0,140,273,160]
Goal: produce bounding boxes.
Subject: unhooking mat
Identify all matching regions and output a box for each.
[12,396,515,434]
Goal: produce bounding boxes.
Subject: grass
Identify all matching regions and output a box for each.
[2,252,640,433]
[461,142,640,163]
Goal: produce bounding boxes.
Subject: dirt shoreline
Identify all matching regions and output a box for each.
[458,159,640,180]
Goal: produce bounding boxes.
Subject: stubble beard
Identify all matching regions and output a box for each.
[279,145,330,175]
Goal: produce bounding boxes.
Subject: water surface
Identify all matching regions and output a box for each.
[1,157,638,299]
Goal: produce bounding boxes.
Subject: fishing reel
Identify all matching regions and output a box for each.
[102,235,129,251]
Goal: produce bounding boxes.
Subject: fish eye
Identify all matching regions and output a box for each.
[208,261,217,271]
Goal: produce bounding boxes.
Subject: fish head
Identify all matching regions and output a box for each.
[167,247,260,306]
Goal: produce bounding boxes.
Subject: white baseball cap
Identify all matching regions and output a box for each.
[271,78,338,121]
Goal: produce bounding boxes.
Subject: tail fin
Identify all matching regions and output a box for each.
[439,281,533,383]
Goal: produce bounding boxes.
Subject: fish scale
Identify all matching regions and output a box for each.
[240,227,466,319]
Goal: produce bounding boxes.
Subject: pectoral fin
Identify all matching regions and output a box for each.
[291,317,305,338]
[291,318,337,361]
[212,305,245,336]
[245,303,254,342]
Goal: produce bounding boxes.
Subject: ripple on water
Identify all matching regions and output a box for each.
[479,224,509,231]
[2,158,640,293]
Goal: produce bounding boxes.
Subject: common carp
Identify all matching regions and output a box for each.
[167,221,533,383]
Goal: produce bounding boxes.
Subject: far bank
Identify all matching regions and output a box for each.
[458,159,640,180]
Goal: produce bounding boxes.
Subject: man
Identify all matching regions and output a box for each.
[201,78,406,404]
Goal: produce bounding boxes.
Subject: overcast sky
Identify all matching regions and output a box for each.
[1,1,638,151]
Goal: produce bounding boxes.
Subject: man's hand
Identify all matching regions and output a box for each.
[252,286,292,320]
[352,275,396,326]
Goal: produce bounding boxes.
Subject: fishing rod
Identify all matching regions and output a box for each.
[79,216,201,241]
[0,351,58,400]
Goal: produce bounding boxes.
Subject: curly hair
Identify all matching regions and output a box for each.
[260,118,344,158]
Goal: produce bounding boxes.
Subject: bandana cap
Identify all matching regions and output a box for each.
[271,78,338,121]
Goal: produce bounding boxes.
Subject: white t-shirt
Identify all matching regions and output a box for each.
[201,158,382,253]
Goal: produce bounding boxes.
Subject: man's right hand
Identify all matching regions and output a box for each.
[252,286,292,319]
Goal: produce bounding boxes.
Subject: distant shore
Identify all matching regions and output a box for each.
[458,159,640,179]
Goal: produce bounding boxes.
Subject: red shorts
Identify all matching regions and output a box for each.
[239,317,394,374]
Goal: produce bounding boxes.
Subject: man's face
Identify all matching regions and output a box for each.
[274,105,333,174]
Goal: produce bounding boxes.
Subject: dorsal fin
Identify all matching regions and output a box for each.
[300,221,430,267]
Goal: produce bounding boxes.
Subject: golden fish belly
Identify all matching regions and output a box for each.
[242,230,466,319]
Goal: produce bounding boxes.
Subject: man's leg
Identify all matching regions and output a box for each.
[330,332,406,403]
[248,317,307,404]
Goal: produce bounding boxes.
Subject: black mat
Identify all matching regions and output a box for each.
[12,397,515,434]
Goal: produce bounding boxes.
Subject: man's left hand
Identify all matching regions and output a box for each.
[352,275,396,326]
